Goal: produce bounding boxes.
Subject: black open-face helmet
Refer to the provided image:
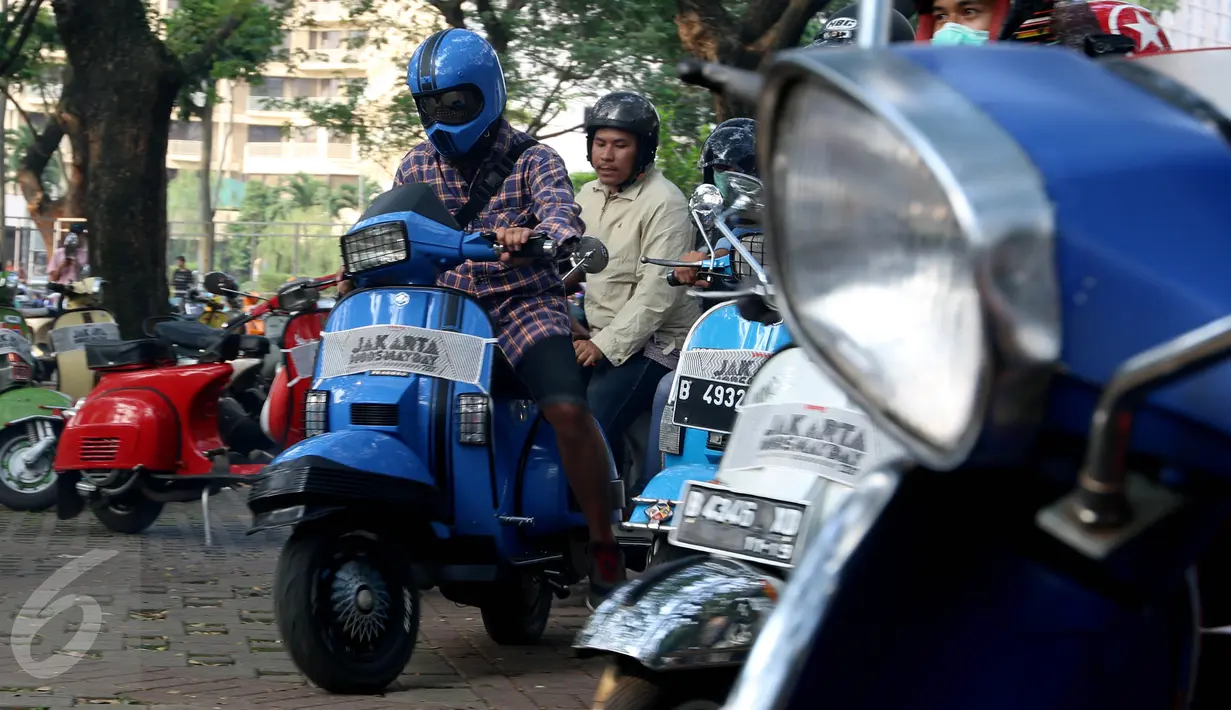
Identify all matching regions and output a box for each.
[699,120,756,186]
[811,3,917,46]
[586,91,661,185]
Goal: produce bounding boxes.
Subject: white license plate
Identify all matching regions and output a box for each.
[668,481,810,568]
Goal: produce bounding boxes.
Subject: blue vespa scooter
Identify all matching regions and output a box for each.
[619,179,792,569]
[700,18,1231,710]
[246,183,618,694]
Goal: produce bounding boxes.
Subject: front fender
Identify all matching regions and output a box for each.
[249,430,444,527]
[626,463,719,530]
[573,555,781,671]
[0,387,73,426]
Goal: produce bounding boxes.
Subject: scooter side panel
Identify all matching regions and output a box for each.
[573,555,780,671]
[516,412,610,538]
[54,388,180,472]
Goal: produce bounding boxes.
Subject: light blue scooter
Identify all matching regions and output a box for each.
[618,179,792,569]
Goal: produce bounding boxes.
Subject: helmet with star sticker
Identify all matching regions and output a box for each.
[1085,0,1172,55]
[912,0,1171,55]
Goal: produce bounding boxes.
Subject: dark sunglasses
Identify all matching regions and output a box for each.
[414,86,484,126]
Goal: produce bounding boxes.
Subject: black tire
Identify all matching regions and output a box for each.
[0,423,61,511]
[480,573,553,645]
[92,497,163,534]
[647,537,700,570]
[601,671,726,710]
[275,526,419,694]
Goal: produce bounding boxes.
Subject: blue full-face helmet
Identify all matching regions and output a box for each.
[407,28,508,157]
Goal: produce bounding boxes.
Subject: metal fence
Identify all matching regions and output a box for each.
[2,217,347,291]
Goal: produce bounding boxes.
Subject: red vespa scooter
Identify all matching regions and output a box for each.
[53,273,336,540]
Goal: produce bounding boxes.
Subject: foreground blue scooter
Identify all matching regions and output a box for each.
[247,183,619,694]
[619,181,792,569]
[714,26,1231,710]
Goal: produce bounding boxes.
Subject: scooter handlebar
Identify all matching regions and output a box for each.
[488,233,557,261]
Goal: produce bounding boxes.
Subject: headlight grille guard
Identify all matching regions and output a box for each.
[757,49,1061,470]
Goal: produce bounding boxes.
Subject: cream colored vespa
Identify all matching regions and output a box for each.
[576,345,907,710]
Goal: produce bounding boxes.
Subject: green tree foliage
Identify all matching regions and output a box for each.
[221,173,363,288]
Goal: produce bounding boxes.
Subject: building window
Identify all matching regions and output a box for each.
[309,30,343,50]
[249,76,284,98]
[170,120,204,141]
[290,126,317,143]
[247,125,283,143]
[288,78,316,98]
[327,129,352,144]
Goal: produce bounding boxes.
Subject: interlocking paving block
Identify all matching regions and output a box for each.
[0,494,603,708]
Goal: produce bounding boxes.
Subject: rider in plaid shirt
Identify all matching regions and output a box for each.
[391,118,579,365]
[340,28,626,608]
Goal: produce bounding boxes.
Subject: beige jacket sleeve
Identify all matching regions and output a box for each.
[590,198,694,366]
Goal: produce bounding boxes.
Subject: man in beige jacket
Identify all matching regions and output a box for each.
[573,91,699,474]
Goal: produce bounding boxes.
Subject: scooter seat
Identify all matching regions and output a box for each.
[86,339,176,371]
[152,320,224,351]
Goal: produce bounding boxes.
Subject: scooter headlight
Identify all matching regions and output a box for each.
[342,221,410,273]
[759,49,1060,469]
[304,389,329,437]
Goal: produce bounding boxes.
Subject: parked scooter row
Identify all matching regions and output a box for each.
[53,273,335,541]
[576,19,1231,710]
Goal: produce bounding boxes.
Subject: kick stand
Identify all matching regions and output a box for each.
[201,487,212,547]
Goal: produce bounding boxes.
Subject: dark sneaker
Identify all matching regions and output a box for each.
[586,541,627,611]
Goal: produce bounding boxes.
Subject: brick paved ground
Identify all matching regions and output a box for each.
[0,490,605,709]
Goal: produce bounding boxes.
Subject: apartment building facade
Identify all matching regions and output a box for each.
[5,0,418,216]
[1158,0,1231,48]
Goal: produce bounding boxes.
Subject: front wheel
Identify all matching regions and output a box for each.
[594,663,731,710]
[92,496,164,534]
[275,526,419,694]
[480,573,552,645]
[0,422,62,511]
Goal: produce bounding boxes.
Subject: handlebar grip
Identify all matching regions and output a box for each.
[666,272,683,287]
[521,235,557,260]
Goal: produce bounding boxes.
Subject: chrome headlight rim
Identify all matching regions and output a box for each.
[757,47,1060,470]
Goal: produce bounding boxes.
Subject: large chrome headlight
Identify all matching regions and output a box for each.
[759,49,1060,469]
[341,221,410,273]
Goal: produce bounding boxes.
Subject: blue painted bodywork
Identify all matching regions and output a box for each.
[266,203,617,568]
[897,45,1231,475]
[630,299,792,525]
[760,46,1231,710]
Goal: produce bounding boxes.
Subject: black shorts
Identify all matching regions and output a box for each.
[515,335,588,410]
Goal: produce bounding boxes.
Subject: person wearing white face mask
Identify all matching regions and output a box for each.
[928,0,997,45]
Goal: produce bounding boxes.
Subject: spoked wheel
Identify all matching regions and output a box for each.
[275,527,419,694]
[480,572,553,645]
[92,496,164,534]
[0,422,61,511]
[594,663,731,710]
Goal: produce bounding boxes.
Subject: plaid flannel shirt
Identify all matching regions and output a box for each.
[392,118,584,365]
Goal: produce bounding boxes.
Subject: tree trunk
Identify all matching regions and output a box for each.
[675,0,829,120]
[16,107,87,255]
[197,87,216,272]
[51,0,182,338]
